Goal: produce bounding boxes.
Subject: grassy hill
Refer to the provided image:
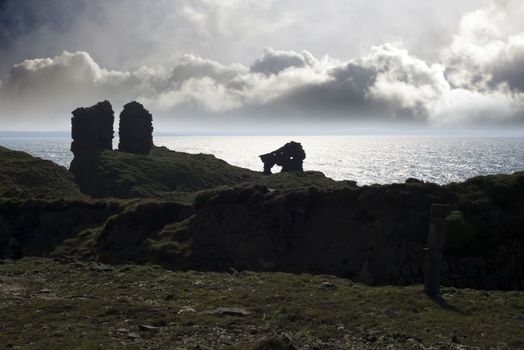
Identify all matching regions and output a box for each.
[74,146,350,201]
[0,146,86,200]
[97,146,259,195]
[0,144,349,203]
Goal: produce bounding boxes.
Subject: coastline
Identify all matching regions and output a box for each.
[2,134,524,186]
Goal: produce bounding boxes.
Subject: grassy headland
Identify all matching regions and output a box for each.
[1,146,523,289]
[66,145,351,202]
[0,144,523,349]
[0,146,86,201]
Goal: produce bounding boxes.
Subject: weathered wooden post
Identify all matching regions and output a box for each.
[424,203,449,296]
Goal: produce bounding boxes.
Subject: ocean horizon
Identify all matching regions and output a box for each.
[2,134,524,186]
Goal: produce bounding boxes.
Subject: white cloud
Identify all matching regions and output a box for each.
[433,89,518,124]
[0,51,160,128]
[169,54,246,84]
[443,0,524,93]
[153,77,244,112]
[362,44,449,120]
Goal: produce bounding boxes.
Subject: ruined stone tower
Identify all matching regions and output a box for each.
[118,101,153,155]
[70,100,114,157]
[70,100,114,195]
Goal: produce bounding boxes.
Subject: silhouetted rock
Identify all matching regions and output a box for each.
[70,100,114,195]
[118,101,153,155]
[70,100,114,157]
[260,141,305,175]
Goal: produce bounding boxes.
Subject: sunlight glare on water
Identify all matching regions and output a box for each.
[155,135,524,185]
[1,135,524,185]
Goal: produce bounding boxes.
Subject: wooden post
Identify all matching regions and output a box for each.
[424,203,448,296]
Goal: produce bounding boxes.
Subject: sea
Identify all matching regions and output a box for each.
[1,135,524,185]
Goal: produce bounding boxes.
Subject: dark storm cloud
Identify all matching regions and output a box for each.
[265,63,377,117]
[490,44,524,93]
[250,48,309,75]
[257,44,452,122]
[0,0,83,49]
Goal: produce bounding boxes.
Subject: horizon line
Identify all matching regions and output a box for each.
[2,128,524,137]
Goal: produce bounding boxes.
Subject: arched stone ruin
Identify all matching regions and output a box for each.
[259,141,306,175]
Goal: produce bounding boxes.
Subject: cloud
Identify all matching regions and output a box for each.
[443,0,524,93]
[247,44,451,122]
[362,44,449,121]
[0,51,160,127]
[0,0,485,78]
[490,34,524,93]
[250,48,313,75]
[438,0,524,123]
[170,54,246,85]
[0,0,523,130]
[433,88,520,124]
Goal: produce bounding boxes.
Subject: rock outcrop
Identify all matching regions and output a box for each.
[83,171,524,290]
[118,101,153,155]
[174,179,524,290]
[260,141,306,175]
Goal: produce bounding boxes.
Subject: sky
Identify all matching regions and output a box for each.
[0,0,523,132]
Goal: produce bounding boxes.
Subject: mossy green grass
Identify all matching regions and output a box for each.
[1,258,522,349]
